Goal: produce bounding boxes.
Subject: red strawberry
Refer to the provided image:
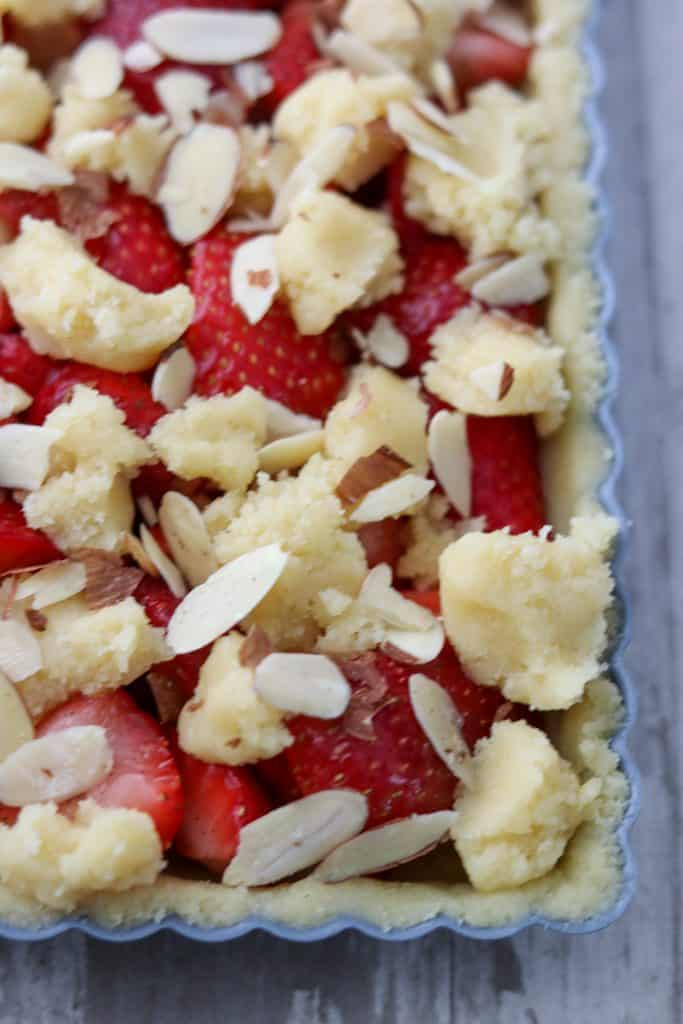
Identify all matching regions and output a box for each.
[134,577,209,699]
[285,645,513,827]
[0,189,59,239]
[171,740,272,874]
[254,752,301,805]
[0,499,61,573]
[0,334,52,396]
[36,690,184,848]
[262,1,320,115]
[187,229,346,418]
[403,589,441,617]
[447,21,532,94]
[0,291,16,332]
[468,414,545,534]
[85,184,185,294]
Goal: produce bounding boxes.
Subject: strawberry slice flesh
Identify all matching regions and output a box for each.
[468,414,545,534]
[0,334,52,397]
[0,499,61,574]
[262,0,320,115]
[448,22,532,94]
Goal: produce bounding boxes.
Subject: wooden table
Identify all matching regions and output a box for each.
[1,2,680,1020]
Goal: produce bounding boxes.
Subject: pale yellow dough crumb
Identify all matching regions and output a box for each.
[452,720,587,892]
[397,494,463,588]
[439,517,617,710]
[0,218,194,373]
[276,191,403,335]
[178,633,292,766]
[149,390,267,493]
[16,596,169,719]
[0,0,104,26]
[0,45,52,143]
[0,802,163,911]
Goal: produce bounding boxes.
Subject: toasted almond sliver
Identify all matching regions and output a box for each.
[429,58,458,114]
[148,672,185,725]
[0,144,75,191]
[0,378,32,420]
[323,28,409,77]
[76,549,144,611]
[479,5,532,47]
[71,36,123,100]
[0,726,114,806]
[167,544,288,655]
[0,425,59,491]
[140,524,187,599]
[15,560,87,610]
[428,410,471,518]
[137,495,158,527]
[222,789,368,886]
[121,532,159,577]
[123,39,164,72]
[258,430,325,475]
[455,254,509,291]
[315,810,456,882]
[336,447,411,508]
[155,69,212,134]
[159,124,241,244]
[239,625,273,669]
[387,102,479,182]
[234,60,274,101]
[142,9,282,64]
[230,234,280,325]
[352,315,409,370]
[0,671,33,763]
[159,491,218,588]
[409,673,474,786]
[152,346,196,412]
[350,474,434,524]
[254,653,351,719]
[470,253,550,306]
[271,124,357,228]
[264,399,322,440]
[470,361,515,402]
[384,622,445,664]
[359,564,435,631]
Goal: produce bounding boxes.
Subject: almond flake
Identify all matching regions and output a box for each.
[159,491,218,587]
[314,810,456,882]
[479,4,532,47]
[158,123,241,244]
[338,653,391,740]
[455,254,509,291]
[263,399,321,440]
[25,609,47,632]
[428,410,471,517]
[0,616,43,682]
[254,653,351,719]
[148,672,185,724]
[350,474,434,523]
[155,69,212,134]
[0,378,32,420]
[230,234,280,325]
[152,346,196,412]
[234,60,274,101]
[15,560,87,610]
[335,447,410,508]
[352,315,409,370]
[470,253,550,306]
[258,430,325,475]
[387,102,479,182]
[142,9,282,65]
[0,726,114,806]
[57,181,119,244]
[342,118,403,191]
[359,564,435,631]
[71,36,123,100]
[222,789,368,886]
[202,86,248,130]
[470,361,516,401]
[0,671,33,764]
[238,625,273,669]
[0,424,59,491]
[383,622,444,663]
[140,524,187,599]
[123,40,163,72]
[137,495,158,527]
[121,532,159,577]
[409,673,474,786]
[271,124,357,228]
[429,58,458,114]
[323,28,409,77]
[75,549,144,610]
[0,144,74,191]
[167,544,288,655]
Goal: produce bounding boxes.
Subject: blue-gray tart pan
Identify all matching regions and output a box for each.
[0,0,639,943]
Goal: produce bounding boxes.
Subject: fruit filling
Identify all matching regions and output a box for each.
[0,0,617,914]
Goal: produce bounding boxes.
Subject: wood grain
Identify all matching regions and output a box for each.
[0,1,680,1020]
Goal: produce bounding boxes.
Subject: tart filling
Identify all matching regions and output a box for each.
[0,0,629,930]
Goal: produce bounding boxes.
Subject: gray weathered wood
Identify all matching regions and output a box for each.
[0,0,680,1020]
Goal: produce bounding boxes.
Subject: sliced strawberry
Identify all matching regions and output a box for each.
[403,589,441,616]
[262,0,320,115]
[0,499,61,573]
[0,189,59,239]
[0,334,52,396]
[134,577,209,700]
[170,739,272,874]
[357,519,408,572]
[187,229,346,418]
[447,21,532,94]
[286,645,514,827]
[0,291,16,332]
[254,752,301,806]
[468,414,545,534]
[36,690,184,848]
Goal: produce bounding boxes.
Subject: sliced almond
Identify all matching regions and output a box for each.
[387,101,479,182]
[152,346,196,412]
[470,361,515,401]
[409,673,473,786]
[264,399,322,440]
[121,532,159,577]
[428,410,471,517]
[230,234,280,325]
[0,378,32,420]
[0,424,59,491]
[148,672,185,724]
[0,726,113,806]
[253,653,351,719]
[258,430,325,475]
[0,616,42,683]
[335,447,410,508]
[140,524,187,599]
[455,254,509,291]
[234,60,274,102]
[470,253,550,306]
[159,491,218,587]
[167,544,288,655]
[350,474,434,524]
[15,560,86,610]
[271,124,357,228]
[158,123,241,244]
[222,789,368,886]
[315,811,456,882]
[137,495,158,527]
[142,9,282,65]
[384,622,444,664]
[71,37,123,100]
[323,28,408,77]
[239,625,273,669]
[352,315,409,370]
[429,58,458,114]
[479,4,532,47]
[0,144,74,191]
[359,565,436,632]
[0,671,33,763]
[123,39,163,72]
[155,69,212,134]
[75,549,144,611]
